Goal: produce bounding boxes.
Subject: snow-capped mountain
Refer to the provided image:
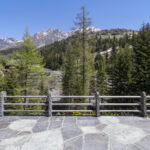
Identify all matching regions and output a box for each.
[0,27,101,50]
[0,38,17,50]
[31,28,71,48]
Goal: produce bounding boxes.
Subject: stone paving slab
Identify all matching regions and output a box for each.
[32,117,49,133]
[84,133,108,150]
[63,136,83,150]
[0,116,150,150]
[62,126,82,141]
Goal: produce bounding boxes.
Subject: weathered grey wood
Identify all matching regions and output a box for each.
[2,91,7,103]
[51,96,141,98]
[4,103,47,106]
[1,94,145,116]
[100,103,139,106]
[5,96,47,98]
[52,110,94,112]
[146,103,150,106]
[100,110,140,113]
[4,110,47,112]
[51,96,95,98]
[141,91,147,117]
[52,103,93,106]
[100,96,141,99]
[0,92,5,117]
[47,91,52,117]
[5,95,141,99]
[95,92,100,117]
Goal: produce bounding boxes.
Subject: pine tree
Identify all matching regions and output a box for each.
[133,23,150,94]
[62,41,77,96]
[9,31,44,96]
[110,45,134,95]
[74,6,94,95]
[95,54,107,95]
[0,55,5,91]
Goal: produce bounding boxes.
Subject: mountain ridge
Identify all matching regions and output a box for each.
[0,27,137,51]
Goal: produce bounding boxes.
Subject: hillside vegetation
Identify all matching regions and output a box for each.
[0,6,150,99]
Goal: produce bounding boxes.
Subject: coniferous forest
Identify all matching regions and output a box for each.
[1,6,150,99]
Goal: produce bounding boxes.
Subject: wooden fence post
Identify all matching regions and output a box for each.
[141,91,147,117]
[0,91,5,117]
[95,92,100,117]
[47,90,52,117]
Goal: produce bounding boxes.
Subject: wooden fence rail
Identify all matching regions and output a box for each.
[0,91,149,117]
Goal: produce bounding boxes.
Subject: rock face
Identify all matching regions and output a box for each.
[31,28,71,48]
[0,38,17,50]
[0,28,71,50]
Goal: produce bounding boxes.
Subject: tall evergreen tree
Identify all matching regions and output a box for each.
[110,45,134,95]
[62,41,77,96]
[0,55,5,91]
[74,6,94,95]
[9,31,44,96]
[95,54,107,95]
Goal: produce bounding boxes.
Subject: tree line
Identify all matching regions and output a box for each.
[61,7,150,96]
[1,6,150,99]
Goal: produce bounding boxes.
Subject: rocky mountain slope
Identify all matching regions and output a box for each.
[0,27,137,51]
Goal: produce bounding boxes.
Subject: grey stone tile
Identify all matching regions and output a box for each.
[0,116,19,123]
[0,122,10,129]
[136,135,150,150]
[126,144,141,150]
[109,139,126,150]
[0,145,5,150]
[118,116,144,122]
[77,118,99,127]
[84,133,108,150]
[133,120,150,133]
[120,119,150,134]
[17,131,31,136]
[77,116,96,120]
[49,120,62,129]
[63,117,77,127]
[61,126,82,141]
[19,116,40,120]
[96,124,106,131]
[63,136,83,150]
[32,117,49,132]
[0,128,18,140]
[51,116,64,122]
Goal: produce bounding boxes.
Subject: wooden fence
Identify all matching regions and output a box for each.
[0,91,150,117]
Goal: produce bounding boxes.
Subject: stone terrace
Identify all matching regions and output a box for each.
[0,116,150,150]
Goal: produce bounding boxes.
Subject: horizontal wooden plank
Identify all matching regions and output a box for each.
[4,95,141,99]
[5,96,47,98]
[100,110,140,113]
[52,103,93,106]
[4,110,47,112]
[52,110,94,112]
[52,96,141,99]
[51,96,94,98]
[4,103,48,106]
[100,96,141,99]
[3,102,140,106]
[100,103,139,106]
[146,103,150,106]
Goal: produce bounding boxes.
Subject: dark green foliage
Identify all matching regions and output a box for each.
[62,41,77,96]
[110,45,134,95]
[133,23,150,94]
[95,54,107,95]
[40,40,66,70]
